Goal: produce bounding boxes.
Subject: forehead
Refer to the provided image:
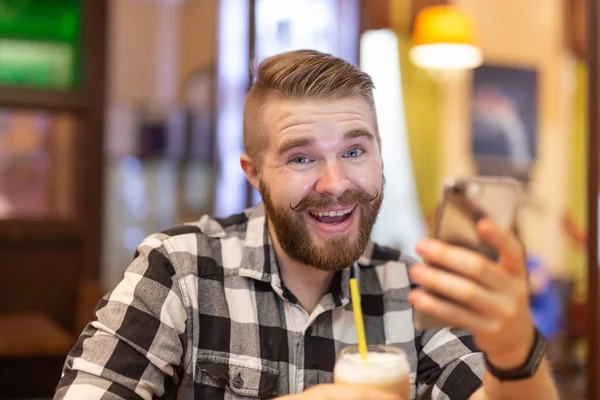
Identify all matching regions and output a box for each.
[262,96,377,142]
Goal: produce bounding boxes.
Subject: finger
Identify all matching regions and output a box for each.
[315,384,402,400]
[415,239,510,290]
[338,386,403,400]
[476,219,526,277]
[409,263,513,318]
[408,288,500,334]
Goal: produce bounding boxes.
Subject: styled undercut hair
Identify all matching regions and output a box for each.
[243,49,379,168]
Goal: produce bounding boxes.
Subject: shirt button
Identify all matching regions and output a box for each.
[233,373,244,389]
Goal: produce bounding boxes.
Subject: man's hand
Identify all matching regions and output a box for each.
[408,218,535,369]
[278,384,403,400]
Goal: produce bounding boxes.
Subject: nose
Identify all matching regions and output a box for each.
[314,161,352,198]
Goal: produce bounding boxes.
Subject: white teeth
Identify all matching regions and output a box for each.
[310,208,353,217]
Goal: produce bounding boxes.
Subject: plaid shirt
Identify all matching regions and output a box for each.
[55,203,484,400]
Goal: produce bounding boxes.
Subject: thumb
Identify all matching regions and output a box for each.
[300,384,403,400]
[326,385,402,400]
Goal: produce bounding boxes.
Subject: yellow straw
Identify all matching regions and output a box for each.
[349,278,368,361]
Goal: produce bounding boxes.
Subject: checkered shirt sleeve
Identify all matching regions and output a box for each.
[54,233,187,400]
[415,327,485,399]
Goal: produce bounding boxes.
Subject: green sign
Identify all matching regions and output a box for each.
[0,0,80,41]
[0,0,81,89]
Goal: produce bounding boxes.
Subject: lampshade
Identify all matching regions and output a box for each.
[410,5,483,71]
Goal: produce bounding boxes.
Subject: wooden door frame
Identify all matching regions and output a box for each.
[0,0,107,270]
[79,0,108,282]
[0,0,108,329]
[586,0,599,397]
[0,1,108,396]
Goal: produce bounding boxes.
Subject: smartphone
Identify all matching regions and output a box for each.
[413,176,522,330]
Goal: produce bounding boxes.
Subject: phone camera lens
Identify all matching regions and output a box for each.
[452,183,466,194]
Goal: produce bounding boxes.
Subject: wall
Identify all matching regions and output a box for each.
[442,0,573,276]
[179,0,218,98]
[108,0,217,105]
[108,0,162,104]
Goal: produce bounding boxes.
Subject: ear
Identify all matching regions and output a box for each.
[240,153,260,190]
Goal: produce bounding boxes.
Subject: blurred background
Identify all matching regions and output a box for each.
[0,0,597,399]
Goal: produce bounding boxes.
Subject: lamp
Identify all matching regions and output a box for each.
[409,5,483,73]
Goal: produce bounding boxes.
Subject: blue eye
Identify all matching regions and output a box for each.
[343,148,364,158]
[290,156,312,164]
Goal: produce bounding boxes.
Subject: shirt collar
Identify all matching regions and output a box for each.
[238,202,276,282]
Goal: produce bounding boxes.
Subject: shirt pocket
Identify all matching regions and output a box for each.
[195,353,280,399]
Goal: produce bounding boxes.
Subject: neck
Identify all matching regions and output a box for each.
[268,223,336,314]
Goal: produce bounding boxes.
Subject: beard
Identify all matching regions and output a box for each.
[260,180,384,272]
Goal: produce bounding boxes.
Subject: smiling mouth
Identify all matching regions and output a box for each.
[308,206,355,224]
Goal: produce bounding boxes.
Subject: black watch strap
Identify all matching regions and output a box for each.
[484,327,547,382]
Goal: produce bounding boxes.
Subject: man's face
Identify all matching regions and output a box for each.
[257,96,384,272]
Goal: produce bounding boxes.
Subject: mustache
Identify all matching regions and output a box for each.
[290,188,380,213]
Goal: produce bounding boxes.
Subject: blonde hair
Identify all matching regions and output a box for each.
[243,50,378,167]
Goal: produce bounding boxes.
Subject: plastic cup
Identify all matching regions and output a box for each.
[333,344,411,399]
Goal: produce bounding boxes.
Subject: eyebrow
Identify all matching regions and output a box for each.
[344,128,375,142]
[276,137,316,159]
[276,128,376,159]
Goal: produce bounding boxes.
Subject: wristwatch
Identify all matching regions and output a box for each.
[484,327,548,381]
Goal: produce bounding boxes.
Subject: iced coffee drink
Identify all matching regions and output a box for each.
[334,345,411,399]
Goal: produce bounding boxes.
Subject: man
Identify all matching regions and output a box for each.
[55,50,557,399]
